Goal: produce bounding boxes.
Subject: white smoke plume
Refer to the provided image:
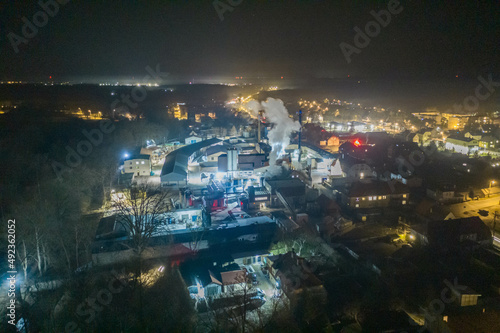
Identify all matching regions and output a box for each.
[246,98,301,165]
[244,100,261,118]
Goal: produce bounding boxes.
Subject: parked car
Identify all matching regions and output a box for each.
[249,295,266,307]
[251,273,258,285]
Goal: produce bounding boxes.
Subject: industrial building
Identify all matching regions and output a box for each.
[160,137,221,186]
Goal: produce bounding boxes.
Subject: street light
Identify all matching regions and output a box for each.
[489,180,495,197]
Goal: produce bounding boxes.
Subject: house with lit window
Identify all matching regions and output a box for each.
[479,135,499,149]
[319,134,340,151]
[444,135,479,154]
[122,154,151,176]
[340,180,410,209]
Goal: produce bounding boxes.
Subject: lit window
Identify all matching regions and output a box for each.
[378,196,382,200]
[362,197,366,201]
[403,194,407,198]
[136,162,139,164]
[402,200,406,205]
[368,197,372,201]
[382,195,387,199]
[355,204,359,208]
[141,161,145,164]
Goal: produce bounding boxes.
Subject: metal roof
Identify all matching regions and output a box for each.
[160,138,221,182]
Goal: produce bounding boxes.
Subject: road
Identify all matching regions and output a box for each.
[448,195,500,218]
[448,195,500,247]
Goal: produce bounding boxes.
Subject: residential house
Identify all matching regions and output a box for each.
[464,130,483,141]
[122,154,151,176]
[479,135,499,149]
[415,129,433,145]
[426,184,461,203]
[266,251,327,302]
[340,157,376,180]
[387,141,419,159]
[409,216,492,249]
[340,180,410,209]
[185,135,203,145]
[390,164,423,187]
[319,134,340,151]
[425,307,500,333]
[415,198,455,223]
[445,135,479,154]
[181,260,246,301]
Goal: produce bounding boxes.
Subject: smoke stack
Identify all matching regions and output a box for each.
[298,110,302,161]
[258,110,263,142]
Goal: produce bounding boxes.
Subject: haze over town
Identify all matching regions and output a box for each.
[0,1,499,332]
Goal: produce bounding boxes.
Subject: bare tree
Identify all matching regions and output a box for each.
[111,185,174,256]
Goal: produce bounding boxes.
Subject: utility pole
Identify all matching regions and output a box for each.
[494,211,498,239]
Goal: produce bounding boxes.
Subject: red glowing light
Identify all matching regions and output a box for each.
[354,139,361,147]
[281,76,283,79]
[49,76,52,79]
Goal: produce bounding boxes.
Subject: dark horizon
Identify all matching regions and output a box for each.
[1,0,499,82]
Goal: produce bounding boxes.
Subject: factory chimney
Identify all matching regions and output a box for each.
[258,110,264,142]
[298,109,302,161]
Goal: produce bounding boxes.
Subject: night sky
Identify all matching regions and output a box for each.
[0,0,498,82]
